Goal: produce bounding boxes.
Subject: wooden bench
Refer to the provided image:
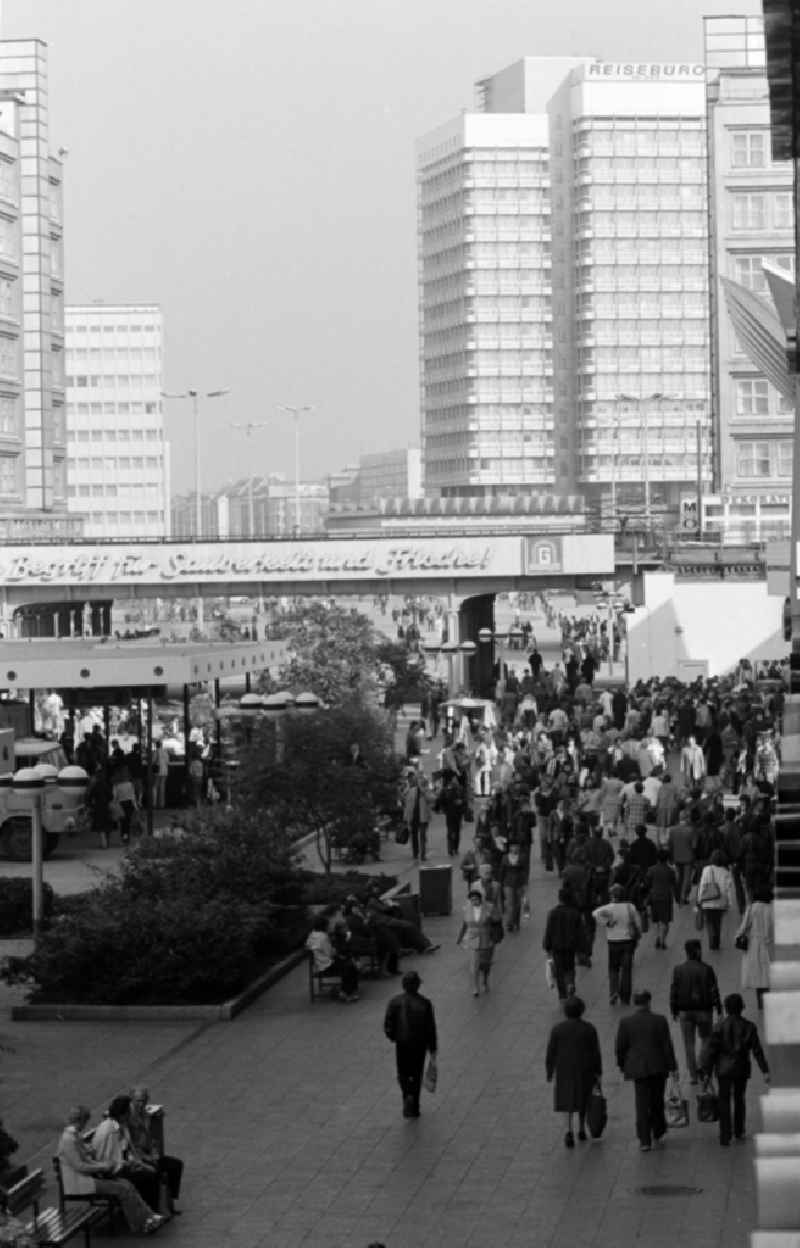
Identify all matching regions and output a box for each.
[52,1157,121,1234]
[0,1168,103,1248]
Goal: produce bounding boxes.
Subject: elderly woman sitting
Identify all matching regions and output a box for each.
[57,1105,163,1236]
[92,1096,161,1214]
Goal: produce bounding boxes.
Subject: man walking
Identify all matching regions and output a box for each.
[384,971,438,1120]
[701,992,770,1146]
[543,888,585,1001]
[615,989,678,1152]
[593,883,641,1006]
[668,808,697,905]
[669,938,722,1084]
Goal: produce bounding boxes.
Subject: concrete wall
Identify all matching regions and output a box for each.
[626,571,785,681]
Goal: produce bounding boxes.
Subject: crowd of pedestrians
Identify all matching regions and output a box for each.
[392,609,779,1150]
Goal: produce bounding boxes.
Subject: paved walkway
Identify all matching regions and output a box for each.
[0,805,760,1248]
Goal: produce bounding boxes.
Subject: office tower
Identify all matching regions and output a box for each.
[0,40,74,538]
[64,304,170,538]
[704,15,794,536]
[417,57,713,513]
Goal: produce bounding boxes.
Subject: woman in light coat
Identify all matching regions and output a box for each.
[456,886,496,996]
[697,849,736,952]
[736,887,774,1011]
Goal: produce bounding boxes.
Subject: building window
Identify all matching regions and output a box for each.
[736,378,770,415]
[731,194,767,231]
[733,255,769,294]
[0,456,15,494]
[775,193,793,230]
[777,440,793,477]
[731,130,767,168]
[736,440,771,478]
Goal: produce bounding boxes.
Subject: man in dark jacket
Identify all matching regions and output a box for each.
[383,971,438,1119]
[669,939,722,1084]
[543,889,585,1001]
[701,992,770,1145]
[616,989,678,1151]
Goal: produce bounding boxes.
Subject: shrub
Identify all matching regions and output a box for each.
[0,878,54,936]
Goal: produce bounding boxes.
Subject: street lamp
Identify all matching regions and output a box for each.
[230,422,271,537]
[162,388,230,540]
[276,405,313,537]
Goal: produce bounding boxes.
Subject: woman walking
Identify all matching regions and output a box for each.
[736,887,774,1011]
[697,849,736,952]
[701,992,770,1145]
[456,885,497,996]
[645,849,677,950]
[545,996,602,1149]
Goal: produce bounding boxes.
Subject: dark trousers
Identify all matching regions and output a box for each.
[717,1075,748,1143]
[396,1044,426,1116]
[411,820,428,860]
[731,866,746,916]
[674,862,692,903]
[705,908,723,950]
[158,1155,183,1201]
[123,1167,160,1212]
[445,812,462,856]
[332,956,358,996]
[634,1074,667,1146]
[551,950,576,1000]
[678,1009,712,1081]
[608,940,634,1004]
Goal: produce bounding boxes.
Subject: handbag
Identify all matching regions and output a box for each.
[545,956,556,991]
[734,932,749,952]
[698,874,721,906]
[586,1083,608,1139]
[489,917,504,945]
[696,1078,720,1124]
[664,1074,690,1128]
[694,906,704,932]
[423,1056,437,1094]
[463,807,474,824]
[394,825,410,845]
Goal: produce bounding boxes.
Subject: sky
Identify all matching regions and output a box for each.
[6,0,762,494]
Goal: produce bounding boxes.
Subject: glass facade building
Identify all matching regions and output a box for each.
[65,304,170,538]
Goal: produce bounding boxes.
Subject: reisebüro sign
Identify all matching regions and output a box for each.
[586,62,705,79]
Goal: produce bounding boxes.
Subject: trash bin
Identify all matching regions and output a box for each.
[419,864,452,917]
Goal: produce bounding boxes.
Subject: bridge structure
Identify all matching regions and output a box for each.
[0,532,615,698]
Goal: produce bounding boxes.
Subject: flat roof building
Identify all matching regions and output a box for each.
[64,304,170,539]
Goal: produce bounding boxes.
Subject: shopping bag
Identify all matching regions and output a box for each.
[490,918,504,945]
[694,906,704,932]
[423,1056,437,1094]
[664,1074,690,1128]
[696,1079,719,1123]
[545,957,556,991]
[394,825,409,845]
[586,1083,608,1139]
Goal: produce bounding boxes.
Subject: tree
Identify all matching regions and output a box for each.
[263,602,381,706]
[237,700,402,872]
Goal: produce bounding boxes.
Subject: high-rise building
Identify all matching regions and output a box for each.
[0,40,76,539]
[417,57,714,512]
[704,15,795,518]
[64,304,170,538]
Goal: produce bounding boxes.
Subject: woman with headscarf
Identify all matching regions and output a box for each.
[456,885,497,996]
[545,996,603,1148]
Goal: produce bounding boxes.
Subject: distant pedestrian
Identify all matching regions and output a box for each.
[700,992,770,1146]
[383,970,438,1120]
[735,887,774,1012]
[545,996,602,1149]
[669,939,722,1085]
[645,849,677,950]
[697,850,735,951]
[615,989,678,1152]
[403,768,431,863]
[456,886,497,997]
[668,808,697,905]
[543,888,585,1001]
[593,883,641,1006]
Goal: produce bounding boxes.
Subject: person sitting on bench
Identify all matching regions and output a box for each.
[365,887,441,955]
[305,915,359,1002]
[57,1105,164,1235]
[93,1096,161,1214]
[128,1087,184,1217]
[342,896,401,975]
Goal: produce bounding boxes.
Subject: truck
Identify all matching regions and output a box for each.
[0,728,87,861]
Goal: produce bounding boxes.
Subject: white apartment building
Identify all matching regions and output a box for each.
[704,14,794,530]
[0,40,74,538]
[418,57,714,511]
[65,304,170,538]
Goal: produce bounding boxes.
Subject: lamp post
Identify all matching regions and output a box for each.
[615,391,673,534]
[276,405,313,537]
[230,422,271,537]
[162,388,230,539]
